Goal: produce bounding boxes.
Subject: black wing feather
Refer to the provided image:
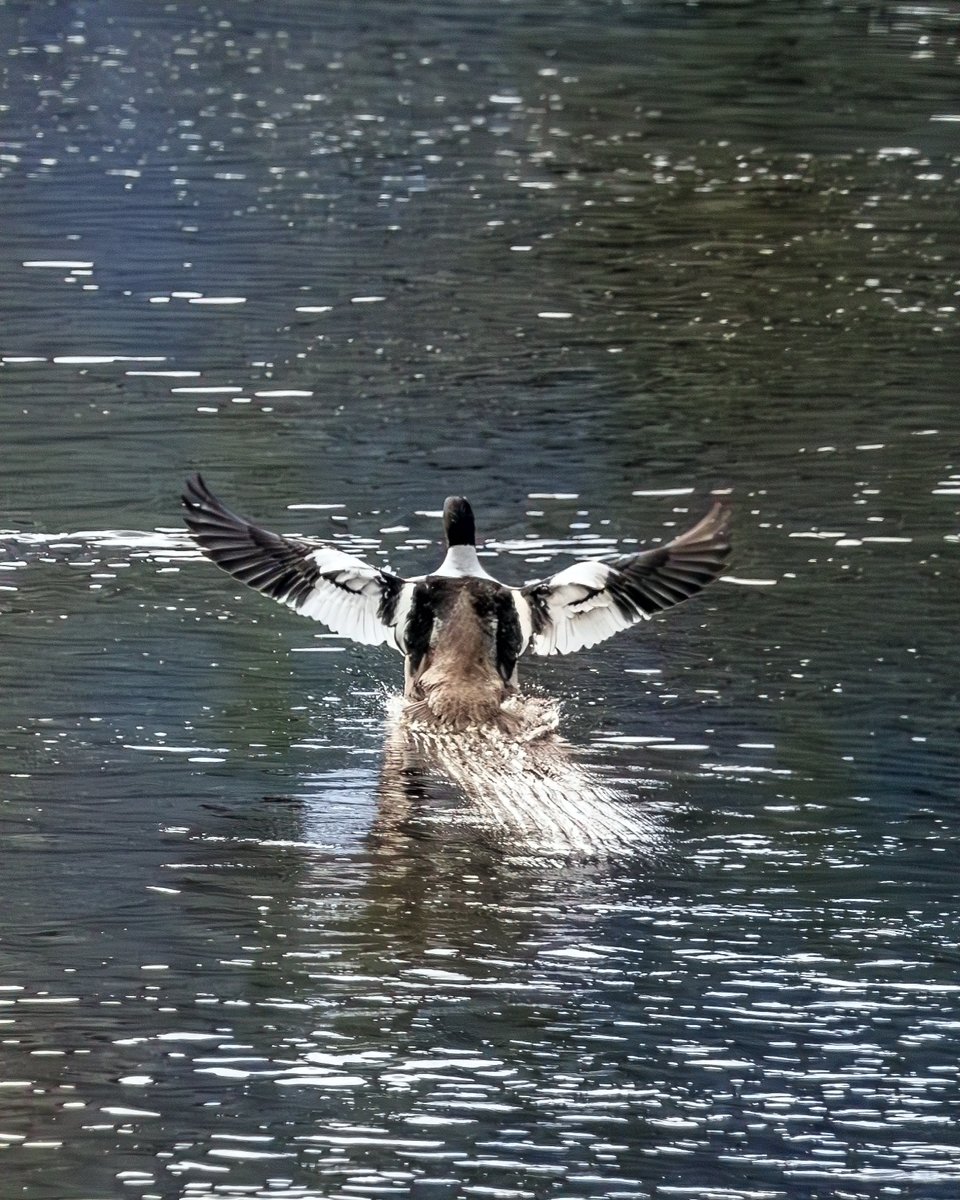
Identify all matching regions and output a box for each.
[182,474,406,648]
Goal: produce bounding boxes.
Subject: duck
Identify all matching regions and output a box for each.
[182,475,731,732]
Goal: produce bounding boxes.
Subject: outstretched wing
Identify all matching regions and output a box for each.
[519,500,731,656]
[182,474,408,649]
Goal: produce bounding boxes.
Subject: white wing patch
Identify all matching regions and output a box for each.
[295,547,408,649]
[523,561,644,657]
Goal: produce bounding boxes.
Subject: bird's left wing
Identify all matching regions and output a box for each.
[519,500,731,656]
[182,474,408,649]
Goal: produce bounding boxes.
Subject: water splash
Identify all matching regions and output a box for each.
[375,695,660,860]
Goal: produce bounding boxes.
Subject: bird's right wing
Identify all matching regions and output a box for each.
[519,500,731,656]
[182,474,409,649]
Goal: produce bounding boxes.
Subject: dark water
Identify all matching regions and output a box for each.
[2,1,959,1196]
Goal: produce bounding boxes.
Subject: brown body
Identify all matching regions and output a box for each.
[403,580,522,732]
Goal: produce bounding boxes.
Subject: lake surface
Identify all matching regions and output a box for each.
[2,1,959,1197]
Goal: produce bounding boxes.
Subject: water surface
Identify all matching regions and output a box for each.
[2,2,959,1197]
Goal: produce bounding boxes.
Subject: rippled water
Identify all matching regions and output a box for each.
[2,1,959,1197]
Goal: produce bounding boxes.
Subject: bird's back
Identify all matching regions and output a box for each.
[404,578,521,731]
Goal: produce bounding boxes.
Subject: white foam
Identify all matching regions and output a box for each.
[378,696,657,859]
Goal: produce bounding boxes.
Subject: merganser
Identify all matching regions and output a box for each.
[182,475,731,731]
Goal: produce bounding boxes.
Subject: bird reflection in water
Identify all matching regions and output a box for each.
[373,695,663,861]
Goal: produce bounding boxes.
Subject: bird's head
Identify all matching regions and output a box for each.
[442,496,476,547]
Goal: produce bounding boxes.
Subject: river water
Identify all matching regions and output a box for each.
[2,2,959,1197]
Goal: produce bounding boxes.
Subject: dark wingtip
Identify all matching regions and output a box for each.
[707,495,732,540]
[182,472,205,509]
[668,495,732,555]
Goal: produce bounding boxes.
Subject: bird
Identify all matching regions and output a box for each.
[182,475,731,733]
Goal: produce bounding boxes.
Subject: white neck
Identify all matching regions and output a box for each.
[434,544,495,580]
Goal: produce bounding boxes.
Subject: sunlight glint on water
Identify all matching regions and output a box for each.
[2,1,959,1197]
